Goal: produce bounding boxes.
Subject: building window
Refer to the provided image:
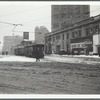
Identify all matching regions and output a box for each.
[54,7,58,10]
[72,32,75,38]
[78,30,81,37]
[48,37,51,41]
[66,44,69,51]
[72,31,79,38]
[86,27,94,36]
[86,28,89,36]
[53,23,59,29]
[61,22,66,28]
[56,35,60,40]
[62,34,64,40]
[66,33,69,39]
[53,36,55,41]
[95,25,99,34]
[74,31,78,37]
[45,39,47,43]
[75,6,80,15]
[90,27,93,34]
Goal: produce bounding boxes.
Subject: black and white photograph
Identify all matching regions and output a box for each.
[0,1,100,95]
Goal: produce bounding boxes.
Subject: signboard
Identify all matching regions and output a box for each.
[71,42,85,49]
[84,39,92,44]
[23,32,29,40]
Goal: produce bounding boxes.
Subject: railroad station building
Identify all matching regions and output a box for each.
[45,14,100,55]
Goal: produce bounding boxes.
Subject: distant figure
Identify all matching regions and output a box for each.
[72,50,74,55]
[35,49,40,62]
[2,52,4,55]
[6,51,8,55]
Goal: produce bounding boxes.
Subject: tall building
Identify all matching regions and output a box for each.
[35,26,49,44]
[2,35,23,54]
[51,5,90,31]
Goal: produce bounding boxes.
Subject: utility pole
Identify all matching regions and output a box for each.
[0,21,23,36]
[11,24,23,36]
[0,21,23,54]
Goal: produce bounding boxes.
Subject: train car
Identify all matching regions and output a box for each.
[14,48,19,55]
[18,46,25,56]
[24,43,44,58]
[14,43,44,58]
[14,45,25,56]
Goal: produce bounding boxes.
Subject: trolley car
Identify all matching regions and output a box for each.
[14,43,44,58]
[14,45,25,56]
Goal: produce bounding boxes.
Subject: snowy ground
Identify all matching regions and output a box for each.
[0,54,100,94]
[0,55,36,62]
[45,54,100,65]
[0,54,100,65]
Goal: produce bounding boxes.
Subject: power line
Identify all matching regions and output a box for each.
[0,6,100,20]
[1,6,100,34]
[22,7,100,25]
[22,16,50,24]
[0,21,22,26]
[1,6,100,28]
[0,21,15,25]
[0,26,12,28]
[0,5,50,18]
[0,21,23,36]
[13,31,34,33]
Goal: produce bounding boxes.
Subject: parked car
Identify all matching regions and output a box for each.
[58,50,67,55]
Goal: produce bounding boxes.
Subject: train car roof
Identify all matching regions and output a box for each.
[25,43,44,47]
[14,45,24,49]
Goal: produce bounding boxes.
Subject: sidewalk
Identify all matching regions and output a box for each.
[0,54,100,65]
[47,54,100,58]
[44,54,100,65]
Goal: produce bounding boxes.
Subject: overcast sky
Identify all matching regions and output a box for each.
[0,1,100,51]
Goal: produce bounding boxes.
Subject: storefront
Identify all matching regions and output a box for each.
[71,40,92,55]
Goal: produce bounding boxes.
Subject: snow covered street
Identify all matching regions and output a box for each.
[0,54,100,94]
[0,55,36,62]
[0,54,100,65]
[45,54,100,64]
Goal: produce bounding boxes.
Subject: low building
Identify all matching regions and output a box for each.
[2,35,23,54]
[45,14,100,55]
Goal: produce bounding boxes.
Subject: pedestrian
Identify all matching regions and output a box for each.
[35,48,40,62]
[6,51,8,55]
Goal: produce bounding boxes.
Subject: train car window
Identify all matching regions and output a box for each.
[32,46,34,51]
[34,47,36,51]
[42,47,44,51]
